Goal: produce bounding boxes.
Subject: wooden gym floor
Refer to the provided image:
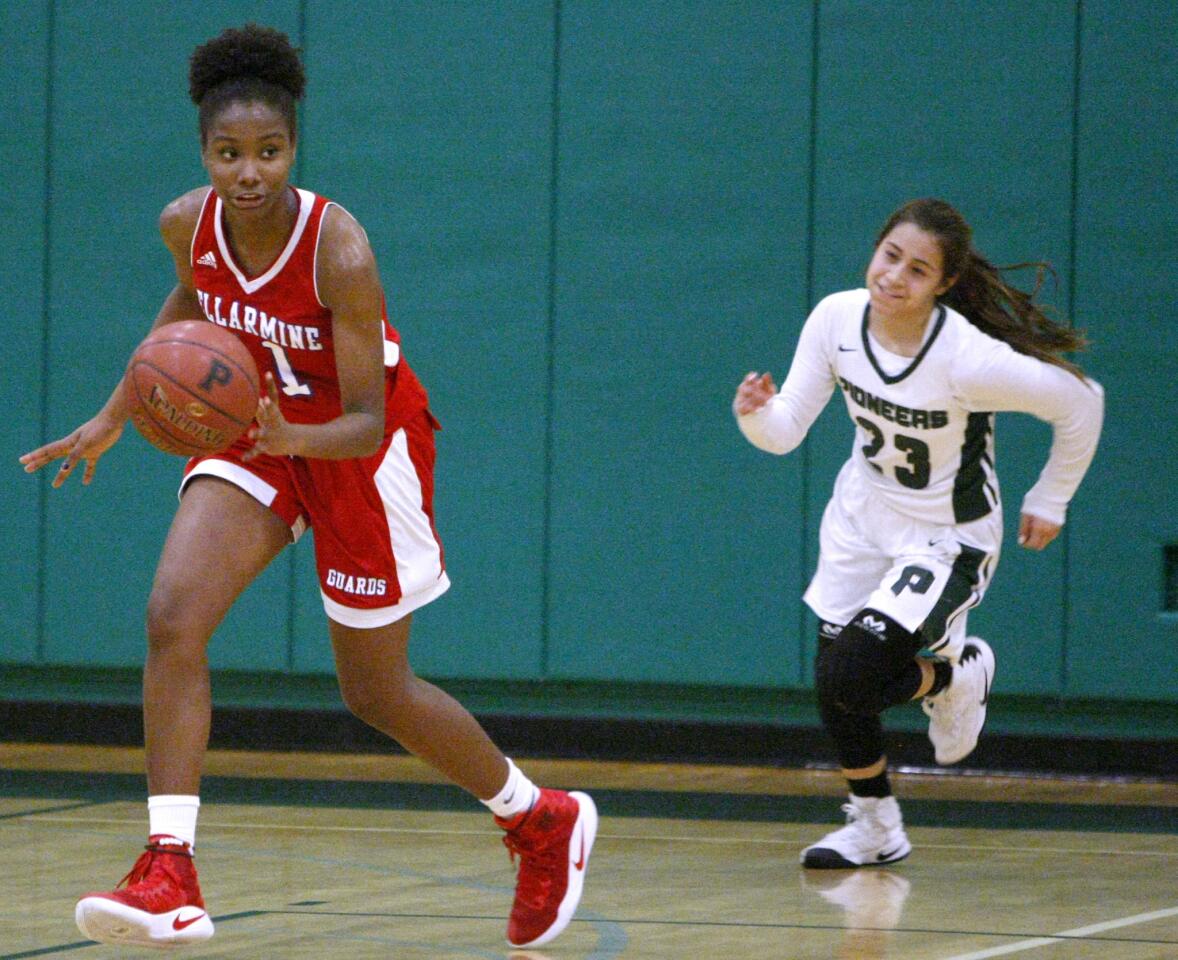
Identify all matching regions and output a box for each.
[0,743,1175,959]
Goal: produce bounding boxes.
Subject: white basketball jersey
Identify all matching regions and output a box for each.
[737,289,1103,527]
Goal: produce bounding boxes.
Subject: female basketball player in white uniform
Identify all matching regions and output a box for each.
[734,198,1103,868]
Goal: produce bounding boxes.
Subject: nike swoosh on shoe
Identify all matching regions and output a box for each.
[172,911,207,931]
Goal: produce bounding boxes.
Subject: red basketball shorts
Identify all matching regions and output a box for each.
[180,408,449,628]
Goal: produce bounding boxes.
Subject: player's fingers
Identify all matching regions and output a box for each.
[265,372,282,403]
[1019,515,1060,550]
[242,433,262,461]
[1035,524,1061,550]
[20,438,71,472]
[1016,514,1032,546]
[52,449,82,489]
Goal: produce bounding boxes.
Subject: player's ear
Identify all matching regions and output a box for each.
[935,274,958,297]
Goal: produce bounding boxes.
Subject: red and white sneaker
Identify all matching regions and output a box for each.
[496,788,597,948]
[75,835,213,948]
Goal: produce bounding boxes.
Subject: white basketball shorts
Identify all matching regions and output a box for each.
[803,460,1002,660]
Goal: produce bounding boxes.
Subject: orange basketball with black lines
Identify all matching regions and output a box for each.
[124,320,260,457]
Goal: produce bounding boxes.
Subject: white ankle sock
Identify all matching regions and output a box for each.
[481,758,539,820]
[148,795,200,848]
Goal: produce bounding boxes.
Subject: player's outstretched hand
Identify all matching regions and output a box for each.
[244,372,299,461]
[1018,512,1061,551]
[18,415,124,488]
[733,371,778,416]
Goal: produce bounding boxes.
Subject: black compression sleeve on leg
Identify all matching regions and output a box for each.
[815,609,924,716]
[818,692,886,770]
[814,609,926,770]
[880,660,926,707]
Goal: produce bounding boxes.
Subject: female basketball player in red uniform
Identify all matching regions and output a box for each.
[20,23,594,950]
[734,198,1103,869]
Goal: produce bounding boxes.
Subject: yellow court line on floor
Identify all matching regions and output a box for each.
[2,742,1173,805]
[14,813,1178,858]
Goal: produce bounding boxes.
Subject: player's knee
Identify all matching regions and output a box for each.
[815,609,917,716]
[337,667,414,734]
[816,643,876,715]
[144,584,210,656]
[338,683,384,729]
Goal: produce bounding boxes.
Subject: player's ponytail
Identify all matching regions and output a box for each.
[879,199,1089,379]
[189,23,305,145]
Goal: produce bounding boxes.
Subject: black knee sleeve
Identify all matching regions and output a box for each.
[814,609,927,768]
[819,700,886,770]
[815,609,924,716]
[816,620,843,657]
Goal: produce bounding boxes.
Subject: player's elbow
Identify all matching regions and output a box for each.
[744,432,797,456]
[344,408,385,458]
[737,418,796,456]
[358,414,385,457]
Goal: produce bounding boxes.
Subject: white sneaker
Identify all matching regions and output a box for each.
[800,795,911,869]
[922,638,996,764]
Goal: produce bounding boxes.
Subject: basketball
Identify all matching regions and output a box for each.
[124,321,260,457]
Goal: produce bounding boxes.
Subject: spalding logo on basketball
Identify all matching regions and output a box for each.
[124,320,260,457]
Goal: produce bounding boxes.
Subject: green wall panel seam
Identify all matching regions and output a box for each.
[1060,0,1084,693]
[35,0,57,664]
[796,0,822,685]
[289,0,310,673]
[539,0,563,679]
[293,0,308,191]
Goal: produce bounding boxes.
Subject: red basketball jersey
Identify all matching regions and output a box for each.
[189,186,429,431]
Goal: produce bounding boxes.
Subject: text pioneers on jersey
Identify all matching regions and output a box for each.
[837,376,948,430]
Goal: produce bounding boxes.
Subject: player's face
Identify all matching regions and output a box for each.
[201,100,297,219]
[866,222,956,327]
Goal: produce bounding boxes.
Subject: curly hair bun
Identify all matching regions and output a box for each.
[189,23,305,106]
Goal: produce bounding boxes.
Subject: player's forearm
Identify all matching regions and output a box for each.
[1021,376,1104,524]
[278,411,385,460]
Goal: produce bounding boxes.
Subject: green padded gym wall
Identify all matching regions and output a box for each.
[1065,0,1178,699]
[0,1,49,664]
[2,0,1174,711]
[547,1,812,686]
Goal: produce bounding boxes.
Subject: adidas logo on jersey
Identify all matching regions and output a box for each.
[196,251,217,268]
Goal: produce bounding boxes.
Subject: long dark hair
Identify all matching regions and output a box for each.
[877,198,1089,378]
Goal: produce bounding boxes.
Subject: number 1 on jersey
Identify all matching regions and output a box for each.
[262,341,311,396]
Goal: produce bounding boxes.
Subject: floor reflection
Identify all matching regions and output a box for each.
[800,869,912,959]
